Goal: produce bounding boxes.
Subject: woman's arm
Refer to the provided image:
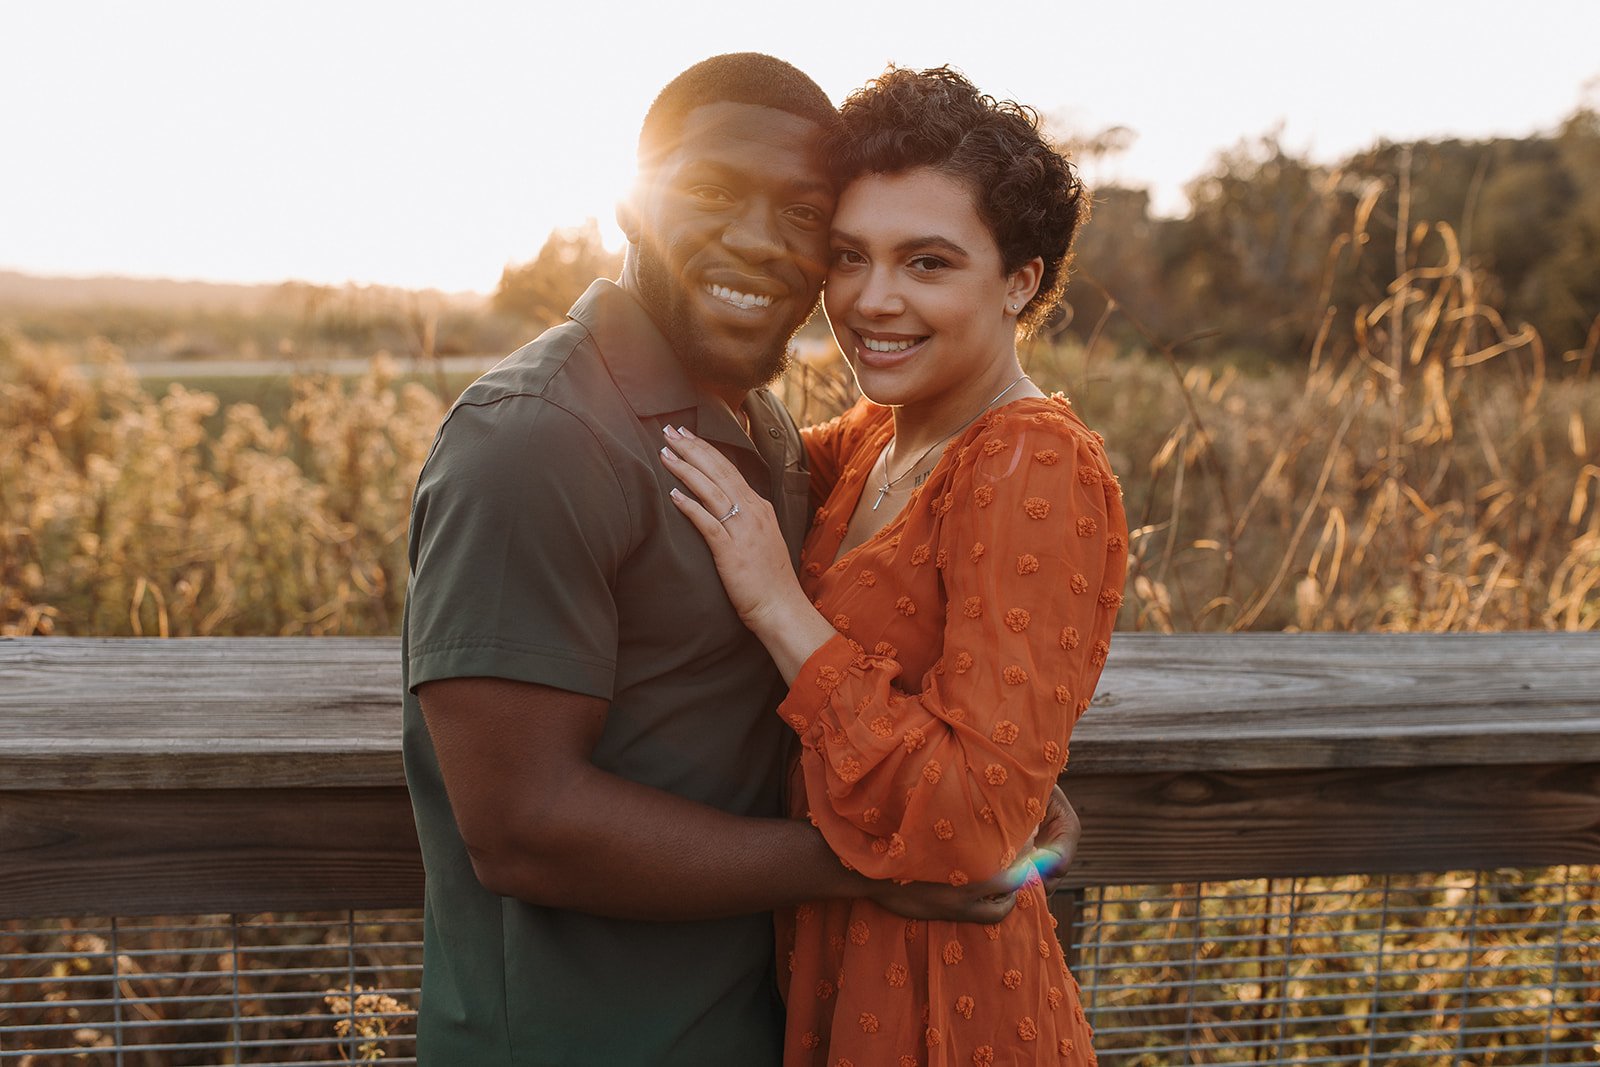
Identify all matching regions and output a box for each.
[663,412,1128,887]
[776,416,1127,885]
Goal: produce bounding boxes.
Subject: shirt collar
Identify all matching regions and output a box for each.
[567,279,699,418]
[568,278,769,458]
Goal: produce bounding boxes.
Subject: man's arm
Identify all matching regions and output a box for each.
[1036,783,1081,894]
[420,675,1028,922]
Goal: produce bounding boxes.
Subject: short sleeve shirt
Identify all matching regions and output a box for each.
[401,280,810,1065]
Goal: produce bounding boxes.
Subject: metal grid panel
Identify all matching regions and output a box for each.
[1074,868,1599,1065]
[1,912,419,1065]
[2,869,1595,1064]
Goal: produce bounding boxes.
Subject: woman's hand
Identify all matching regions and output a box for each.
[659,424,797,627]
[659,425,835,680]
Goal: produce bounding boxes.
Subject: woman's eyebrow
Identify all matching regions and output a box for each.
[830,230,970,259]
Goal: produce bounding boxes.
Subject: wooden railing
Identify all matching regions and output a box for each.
[2,634,1598,919]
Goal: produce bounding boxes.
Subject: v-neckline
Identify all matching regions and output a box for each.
[819,394,1061,571]
[826,420,954,570]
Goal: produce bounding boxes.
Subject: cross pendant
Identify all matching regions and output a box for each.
[872,485,889,511]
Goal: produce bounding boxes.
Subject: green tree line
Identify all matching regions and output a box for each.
[1064,108,1600,368]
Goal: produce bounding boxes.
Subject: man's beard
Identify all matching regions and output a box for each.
[632,239,810,395]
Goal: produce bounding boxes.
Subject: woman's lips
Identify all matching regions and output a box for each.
[853,330,929,369]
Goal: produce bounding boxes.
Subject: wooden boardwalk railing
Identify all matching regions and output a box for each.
[2,634,1598,919]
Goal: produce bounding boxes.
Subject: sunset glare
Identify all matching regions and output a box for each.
[2,0,1596,293]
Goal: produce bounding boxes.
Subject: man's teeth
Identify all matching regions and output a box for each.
[705,284,773,309]
[862,336,920,353]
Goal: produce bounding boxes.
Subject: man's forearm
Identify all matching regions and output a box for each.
[468,762,865,921]
[421,675,1040,924]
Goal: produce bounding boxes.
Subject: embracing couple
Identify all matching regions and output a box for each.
[402,53,1127,1066]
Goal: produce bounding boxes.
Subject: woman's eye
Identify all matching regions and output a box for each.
[831,248,865,267]
[909,256,948,273]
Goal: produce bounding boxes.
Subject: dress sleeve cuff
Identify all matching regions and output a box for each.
[776,632,859,738]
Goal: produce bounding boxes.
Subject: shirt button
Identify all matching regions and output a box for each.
[768,427,782,439]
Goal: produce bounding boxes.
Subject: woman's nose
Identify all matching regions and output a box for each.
[854,268,903,318]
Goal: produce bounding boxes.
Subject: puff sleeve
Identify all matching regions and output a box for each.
[777,414,1128,885]
[800,399,885,517]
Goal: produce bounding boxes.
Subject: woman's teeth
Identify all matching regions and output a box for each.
[705,284,773,309]
[862,336,921,353]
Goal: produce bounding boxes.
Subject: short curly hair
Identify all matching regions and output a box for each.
[825,66,1088,335]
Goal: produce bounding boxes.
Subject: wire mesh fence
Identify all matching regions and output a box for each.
[0,913,420,1065]
[1072,868,1598,1065]
[2,868,1595,1065]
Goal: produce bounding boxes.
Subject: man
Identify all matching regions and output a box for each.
[402,53,1077,1065]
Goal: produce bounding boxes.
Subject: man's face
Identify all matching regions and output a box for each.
[622,102,833,397]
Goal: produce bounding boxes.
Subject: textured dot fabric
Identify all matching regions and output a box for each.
[779,394,1128,1066]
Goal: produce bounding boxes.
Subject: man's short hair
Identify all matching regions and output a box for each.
[637,53,838,166]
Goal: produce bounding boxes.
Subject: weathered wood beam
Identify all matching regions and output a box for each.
[2,635,1597,917]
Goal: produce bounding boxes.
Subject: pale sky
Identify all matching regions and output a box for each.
[3,0,1596,294]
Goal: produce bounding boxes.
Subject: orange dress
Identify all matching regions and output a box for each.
[777,394,1128,1067]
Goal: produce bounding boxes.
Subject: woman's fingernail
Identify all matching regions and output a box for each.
[676,426,693,438]
[662,425,679,439]
[669,487,682,499]
[661,446,678,460]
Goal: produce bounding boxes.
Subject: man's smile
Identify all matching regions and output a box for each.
[703,283,774,310]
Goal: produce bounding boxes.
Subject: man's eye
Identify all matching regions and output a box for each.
[687,186,732,205]
[786,204,825,226]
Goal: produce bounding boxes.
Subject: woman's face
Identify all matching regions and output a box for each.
[824,166,1034,410]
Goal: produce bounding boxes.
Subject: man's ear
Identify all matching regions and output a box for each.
[615,189,641,245]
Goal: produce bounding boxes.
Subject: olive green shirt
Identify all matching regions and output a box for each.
[402,280,810,1065]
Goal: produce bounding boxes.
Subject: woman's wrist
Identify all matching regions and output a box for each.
[745,588,838,684]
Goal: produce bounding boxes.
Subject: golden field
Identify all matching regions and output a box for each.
[4,216,1595,639]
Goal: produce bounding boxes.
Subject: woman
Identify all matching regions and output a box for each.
[661,66,1126,1066]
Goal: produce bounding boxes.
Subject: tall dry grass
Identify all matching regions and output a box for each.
[0,340,443,637]
[1049,199,1599,635]
[5,202,1593,639]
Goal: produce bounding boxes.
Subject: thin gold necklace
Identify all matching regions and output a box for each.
[871,374,1030,510]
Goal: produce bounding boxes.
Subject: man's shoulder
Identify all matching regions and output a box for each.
[429,314,636,454]
[454,318,600,412]
[416,319,631,501]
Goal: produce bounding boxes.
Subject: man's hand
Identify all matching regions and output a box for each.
[861,786,1081,923]
[865,863,1032,925]
[1028,784,1082,895]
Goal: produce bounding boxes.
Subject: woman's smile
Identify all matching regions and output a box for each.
[824,167,1034,416]
[850,328,930,369]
